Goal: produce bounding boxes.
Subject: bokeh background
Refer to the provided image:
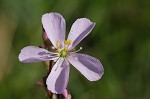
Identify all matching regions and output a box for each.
[0,0,150,99]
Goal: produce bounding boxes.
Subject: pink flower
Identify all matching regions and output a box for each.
[19,13,104,94]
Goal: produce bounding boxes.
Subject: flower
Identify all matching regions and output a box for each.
[19,13,104,94]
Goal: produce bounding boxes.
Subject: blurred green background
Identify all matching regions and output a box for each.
[0,0,150,99]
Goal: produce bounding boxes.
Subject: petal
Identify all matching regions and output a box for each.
[67,53,103,81]
[46,58,70,94]
[42,13,66,48]
[67,18,95,50]
[19,46,58,63]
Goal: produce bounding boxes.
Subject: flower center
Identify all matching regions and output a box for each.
[60,50,68,58]
[56,40,72,58]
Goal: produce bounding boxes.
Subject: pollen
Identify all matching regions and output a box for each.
[67,40,72,45]
[64,40,72,45]
[64,47,68,51]
[56,42,60,48]
[64,40,68,45]
[56,49,61,53]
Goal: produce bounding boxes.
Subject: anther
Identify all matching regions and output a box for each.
[67,40,72,45]
[64,40,68,45]
[56,42,60,48]
[64,47,68,51]
[64,40,72,45]
[56,49,61,53]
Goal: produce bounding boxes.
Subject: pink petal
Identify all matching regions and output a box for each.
[42,13,66,48]
[18,46,58,63]
[67,53,103,81]
[46,58,70,94]
[67,18,95,50]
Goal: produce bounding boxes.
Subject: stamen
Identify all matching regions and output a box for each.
[67,40,72,45]
[51,46,55,49]
[64,40,72,45]
[64,40,68,45]
[64,47,68,51]
[56,49,61,53]
[53,58,58,62]
[56,42,60,48]
[72,47,82,53]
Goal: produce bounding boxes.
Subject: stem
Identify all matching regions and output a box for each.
[47,61,53,99]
